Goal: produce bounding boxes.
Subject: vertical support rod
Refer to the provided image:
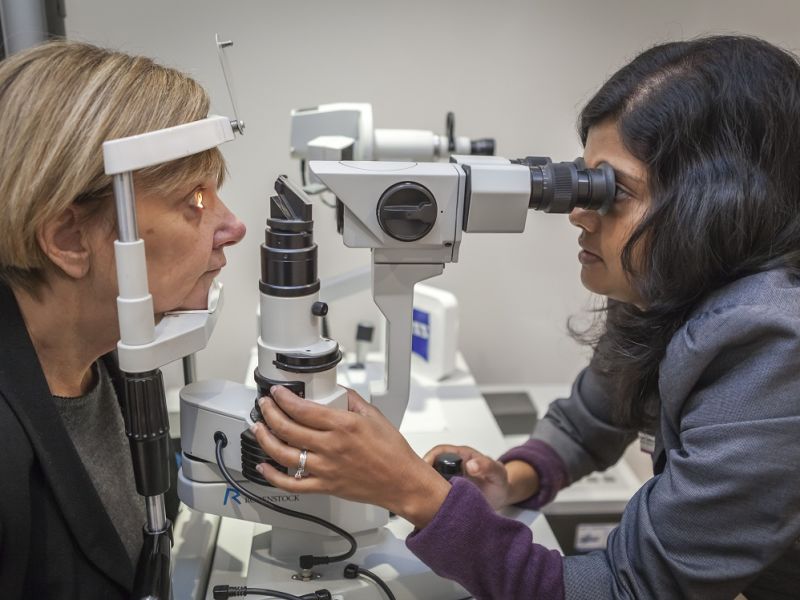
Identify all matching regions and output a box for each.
[145,495,168,533]
[113,172,139,242]
[370,261,443,428]
[182,354,197,385]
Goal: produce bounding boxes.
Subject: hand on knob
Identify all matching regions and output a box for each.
[423,445,539,510]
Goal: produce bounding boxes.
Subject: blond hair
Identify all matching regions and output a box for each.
[0,41,225,291]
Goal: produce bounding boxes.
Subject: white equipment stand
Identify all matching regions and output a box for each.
[171,352,562,600]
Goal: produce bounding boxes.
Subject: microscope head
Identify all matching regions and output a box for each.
[307,160,466,265]
[309,155,615,255]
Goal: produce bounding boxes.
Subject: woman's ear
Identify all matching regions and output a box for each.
[36,205,93,279]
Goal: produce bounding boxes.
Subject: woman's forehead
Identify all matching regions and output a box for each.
[584,121,646,186]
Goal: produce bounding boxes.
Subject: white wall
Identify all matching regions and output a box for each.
[64,0,800,388]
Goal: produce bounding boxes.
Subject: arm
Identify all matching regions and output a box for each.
[563,303,800,599]
[489,361,637,511]
[529,363,638,485]
[423,357,637,513]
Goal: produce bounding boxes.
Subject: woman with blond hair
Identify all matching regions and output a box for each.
[0,41,245,598]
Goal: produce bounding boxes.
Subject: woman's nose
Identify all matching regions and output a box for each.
[568,207,599,233]
[213,200,247,248]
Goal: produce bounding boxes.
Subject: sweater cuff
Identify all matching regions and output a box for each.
[406,477,564,599]
[498,439,569,510]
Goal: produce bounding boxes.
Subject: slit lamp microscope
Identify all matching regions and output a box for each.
[105,114,614,599]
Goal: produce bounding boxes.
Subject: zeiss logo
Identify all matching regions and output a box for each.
[412,309,430,361]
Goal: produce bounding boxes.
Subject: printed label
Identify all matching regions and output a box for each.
[639,431,656,454]
[223,487,300,506]
[412,308,430,361]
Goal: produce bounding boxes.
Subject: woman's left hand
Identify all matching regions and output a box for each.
[251,385,451,529]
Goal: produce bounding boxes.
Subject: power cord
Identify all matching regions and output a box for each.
[213,585,331,599]
[214,432,357,571]
[343,564,396,600]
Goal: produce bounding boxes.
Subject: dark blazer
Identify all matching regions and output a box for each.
[0,283,179,599]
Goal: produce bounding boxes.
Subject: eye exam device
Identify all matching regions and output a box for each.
[177,156,614,598]
[290,103,496,194]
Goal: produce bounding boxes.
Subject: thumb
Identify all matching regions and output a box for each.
[465,455,501,480]
[465,458,481,475]
[346,387,375,416]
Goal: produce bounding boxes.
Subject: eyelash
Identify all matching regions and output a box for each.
[614,186,632,201]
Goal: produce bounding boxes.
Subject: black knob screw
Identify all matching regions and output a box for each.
[433,452,464,481]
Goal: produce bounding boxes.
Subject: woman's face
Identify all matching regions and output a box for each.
[138,177,246,313]
[91,176,246,316]
[569,120,649,307]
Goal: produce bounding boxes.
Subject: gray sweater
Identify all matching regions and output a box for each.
[534,268,800,599]
[409,268,800,599]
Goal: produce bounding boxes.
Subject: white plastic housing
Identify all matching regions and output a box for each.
[179,379,373,536]
[308,160,466,264]
[103,115,235,174]
[462,162,531,233]
[411,284,459,382]
[290,103,374,160]
[256,292,345,406]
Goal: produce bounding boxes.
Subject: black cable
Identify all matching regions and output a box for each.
[214,432,357,569]
[343,563,397,600]
[213,584,331,599]
[300,159,307,186]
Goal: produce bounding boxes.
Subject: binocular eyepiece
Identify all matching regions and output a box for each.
[512,156,615,214]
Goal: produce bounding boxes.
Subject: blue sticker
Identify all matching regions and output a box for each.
[412,308,430,361]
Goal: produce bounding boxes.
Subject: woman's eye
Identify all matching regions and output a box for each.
[614,186,632,201]
[190,189,205,209]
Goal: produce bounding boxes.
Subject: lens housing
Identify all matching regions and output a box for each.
[260,176,320,297]
[512,156,615,214]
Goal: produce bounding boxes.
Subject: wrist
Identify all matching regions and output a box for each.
[505,460,540,505]
[395,462,451,530]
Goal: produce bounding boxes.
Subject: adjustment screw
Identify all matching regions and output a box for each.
[312,301,328,317]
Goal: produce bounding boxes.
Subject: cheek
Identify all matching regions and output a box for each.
[144,231,214,311]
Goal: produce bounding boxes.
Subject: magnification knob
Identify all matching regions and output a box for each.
[433,452,464,481]
[376,181,438,242]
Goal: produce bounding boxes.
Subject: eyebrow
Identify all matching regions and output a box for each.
[613,168,644,187]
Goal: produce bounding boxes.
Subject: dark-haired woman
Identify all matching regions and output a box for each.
[250,35,800,599]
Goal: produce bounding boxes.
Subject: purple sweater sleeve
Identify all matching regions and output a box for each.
[406,477,564,600]
[498,438,570,510]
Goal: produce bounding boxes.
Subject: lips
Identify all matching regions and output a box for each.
[578,238,602,260]
[207,258,227,272]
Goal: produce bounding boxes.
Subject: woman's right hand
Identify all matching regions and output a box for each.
[423,445,540,510]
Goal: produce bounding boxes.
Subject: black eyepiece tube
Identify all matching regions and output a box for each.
[260,175,320,298]
[511,157,615,214]
[470,138,495,156]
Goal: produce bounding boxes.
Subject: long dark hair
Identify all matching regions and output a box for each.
[578,36,800,429]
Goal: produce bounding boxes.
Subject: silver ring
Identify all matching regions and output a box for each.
[295,448,308,480]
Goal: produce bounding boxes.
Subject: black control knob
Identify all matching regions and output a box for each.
[312,301,328,316]
[433,452,464,481]
[376,182,437,242]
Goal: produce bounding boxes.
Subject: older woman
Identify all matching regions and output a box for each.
[253,36,800,599]
[0,42,245,598]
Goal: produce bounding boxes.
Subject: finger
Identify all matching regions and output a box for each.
[257,461,327,495]
[270,385,345,430]
[345,388,375,416]
[251,421,319,474]
[258,396,327,452]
